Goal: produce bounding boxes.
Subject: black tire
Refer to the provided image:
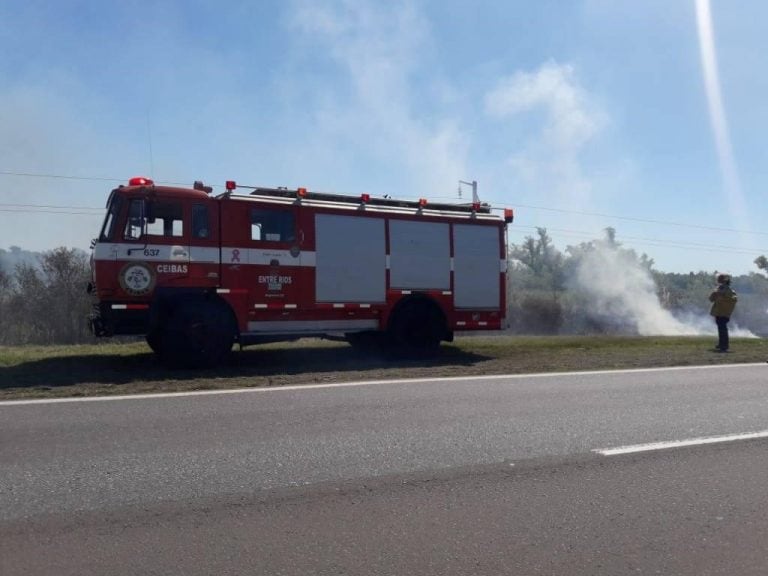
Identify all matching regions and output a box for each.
[145,330,163,355]
[387,299,445,356]
[160,298,236,368]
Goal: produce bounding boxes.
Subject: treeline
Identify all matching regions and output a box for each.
[0,247,92,345]
[1,233,767,346]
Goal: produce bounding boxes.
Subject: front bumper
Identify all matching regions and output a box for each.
[89,302,150,337]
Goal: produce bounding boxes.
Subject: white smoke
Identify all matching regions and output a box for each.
[484,60,606,205]
[571,241,756,337]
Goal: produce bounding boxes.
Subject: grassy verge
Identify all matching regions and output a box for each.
[1,335,766,400]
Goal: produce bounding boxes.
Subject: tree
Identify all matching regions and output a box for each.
[0,268,11,340]
[4,262,47,344]
[508,228,565,333]
[0,247,92,345]
[40,247,92,344]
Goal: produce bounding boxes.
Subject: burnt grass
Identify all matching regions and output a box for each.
[1,335,766,400]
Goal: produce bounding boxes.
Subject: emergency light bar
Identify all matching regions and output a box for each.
[128,176,154,186]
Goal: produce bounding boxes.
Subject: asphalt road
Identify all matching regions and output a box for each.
[2,364,767,575]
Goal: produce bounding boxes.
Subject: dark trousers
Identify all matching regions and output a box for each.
[715,316,730,351]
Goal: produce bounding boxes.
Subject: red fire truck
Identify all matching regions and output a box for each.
[88,177,513,366]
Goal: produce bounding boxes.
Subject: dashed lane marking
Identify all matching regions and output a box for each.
[593,430,768,456]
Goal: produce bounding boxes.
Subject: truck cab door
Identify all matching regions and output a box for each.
[117,197,190,295]
[187,202,220,288]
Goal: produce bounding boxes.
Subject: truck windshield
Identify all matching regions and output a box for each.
[98,193,123,242]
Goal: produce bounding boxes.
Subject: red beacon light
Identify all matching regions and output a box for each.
[297,187,308,197]
[128,176,154,186]
[360,193,371,203]
[225,180,237,191]
[418,198,428,207]
[504,208,514,224]
[471,202,481,211]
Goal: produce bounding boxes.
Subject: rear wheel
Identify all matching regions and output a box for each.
[159,298,236,368]
[387,299,445,356]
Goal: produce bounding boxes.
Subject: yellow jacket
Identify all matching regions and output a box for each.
[709,284,737,317]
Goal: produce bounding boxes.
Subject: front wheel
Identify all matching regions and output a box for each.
[145,330,163,355]
[159,299,236,368]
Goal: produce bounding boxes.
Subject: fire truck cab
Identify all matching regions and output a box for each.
[89,177,512,366]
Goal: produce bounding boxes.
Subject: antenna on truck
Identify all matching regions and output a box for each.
[458,180,479,204]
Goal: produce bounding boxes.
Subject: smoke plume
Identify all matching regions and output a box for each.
[571,241,755,337]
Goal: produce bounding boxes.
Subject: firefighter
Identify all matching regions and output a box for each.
[709,273,737,352]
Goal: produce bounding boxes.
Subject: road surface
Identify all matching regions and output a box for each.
[2,364,767,575]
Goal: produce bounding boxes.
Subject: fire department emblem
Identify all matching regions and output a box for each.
[119,262,156,296]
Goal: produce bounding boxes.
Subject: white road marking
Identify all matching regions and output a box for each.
[0,362,764,407]
[593,430,768,456]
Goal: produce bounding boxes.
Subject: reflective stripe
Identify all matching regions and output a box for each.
[93,242,217,263]
[221,247,316,266]
[246,319,379,333]
[111,304,149,310]
[93,242,317,267]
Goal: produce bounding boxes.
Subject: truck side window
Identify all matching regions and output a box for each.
[192,204,209,239]
[251,209,295,243]
[123,199,184,240]
[146,202,184,237]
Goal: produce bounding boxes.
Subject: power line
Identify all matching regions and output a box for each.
[0,202,103,211]
[0,170,191,187]
[0,171,125,183]
[0,208,103,216]
[513,202,768,237]
[512,225,766,257]
[1,206,766,256]
[2,169,766,243]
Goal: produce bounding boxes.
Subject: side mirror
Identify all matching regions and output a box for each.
[126,218,144,240]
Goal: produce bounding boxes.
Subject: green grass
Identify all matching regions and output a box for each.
[1,335,766,400]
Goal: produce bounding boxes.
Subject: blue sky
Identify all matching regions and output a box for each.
[1,0,767,274]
